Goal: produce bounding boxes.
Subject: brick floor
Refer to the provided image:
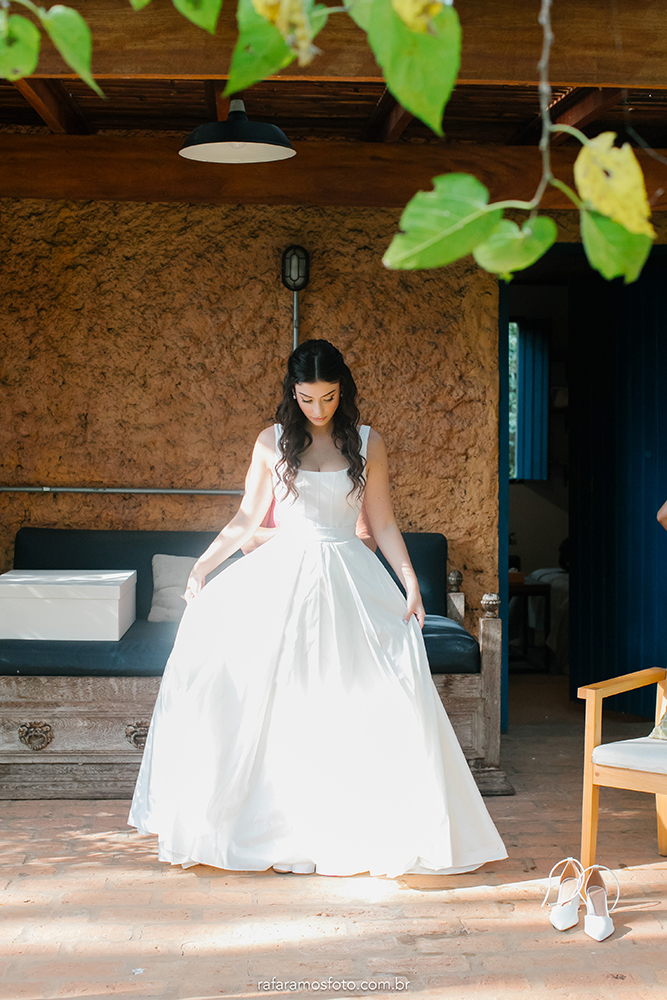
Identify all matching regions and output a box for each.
[2,675,667,1000]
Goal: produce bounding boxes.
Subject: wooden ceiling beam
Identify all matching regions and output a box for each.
[12,79,92,134]
[24,0,667,89]
[2,134,667,209]
[512,87,579,144]
[204,80,231,121]
[550,87,625,144]
[512,86,625,145]
[361,88,413,142]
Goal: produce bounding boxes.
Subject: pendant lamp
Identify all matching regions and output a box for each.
[179,99,296,164]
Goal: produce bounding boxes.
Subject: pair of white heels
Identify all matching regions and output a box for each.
[272,862,316,874]
[541,857,620,941]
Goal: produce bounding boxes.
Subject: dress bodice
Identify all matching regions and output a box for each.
[273,424,370,539]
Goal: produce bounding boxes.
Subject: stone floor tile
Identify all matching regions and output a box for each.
[0,983,49,999]
[60,890,154,905]
[3,959,126,982]
[542,970,646,989]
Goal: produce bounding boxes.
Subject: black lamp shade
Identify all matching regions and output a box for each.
[179,109,296,164]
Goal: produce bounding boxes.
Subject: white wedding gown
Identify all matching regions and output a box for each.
[129,425,507,877]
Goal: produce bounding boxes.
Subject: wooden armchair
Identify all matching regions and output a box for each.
[578,668,667,867]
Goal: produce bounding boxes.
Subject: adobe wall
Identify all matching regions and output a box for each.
[0,198,500,625]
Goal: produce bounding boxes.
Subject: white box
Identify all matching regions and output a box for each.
[0,570,136,641]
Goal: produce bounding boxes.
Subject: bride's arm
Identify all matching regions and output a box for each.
[184,428,275,603]
[362,429,425,628]
[355,498,377,552]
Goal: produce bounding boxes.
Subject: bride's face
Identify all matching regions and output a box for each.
[294,380,340,429]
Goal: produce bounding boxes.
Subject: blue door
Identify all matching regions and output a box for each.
[569,251,667,715]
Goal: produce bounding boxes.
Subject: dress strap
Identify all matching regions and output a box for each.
[359,425,371,463]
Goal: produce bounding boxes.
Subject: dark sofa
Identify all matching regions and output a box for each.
[0,527,480,677]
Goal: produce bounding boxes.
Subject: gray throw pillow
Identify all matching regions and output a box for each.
[148,552,242,622]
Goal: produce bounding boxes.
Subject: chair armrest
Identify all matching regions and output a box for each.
[578,668,667,757]
[577,667,666,701]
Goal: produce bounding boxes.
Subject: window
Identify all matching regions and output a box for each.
[508,319,549,481]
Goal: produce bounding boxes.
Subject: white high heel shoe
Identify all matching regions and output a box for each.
[580,865,620,941]
[272,862,316,874]
[541,857,584,930]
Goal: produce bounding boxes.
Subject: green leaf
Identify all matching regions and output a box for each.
[0,14,40,81]
[345,0,372,32]
[129,0,153,10]
[473,217,558,281]
[40,5,103,97]
[383,173,503,270]
[224,0,327,97]
[580,209,652,284]
[172,0,222,35]
[367,0,460,135]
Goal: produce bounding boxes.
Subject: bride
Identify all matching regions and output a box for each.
[128,339,506,877]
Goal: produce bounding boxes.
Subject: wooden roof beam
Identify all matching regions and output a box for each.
[12,79,92,134]
[204,80,231,121]
[550,87,625,144]
[2,135,667,209]
[512,87,579,144]
[512,86,624,145]
[24,0,667,89]
[361,88,413,142]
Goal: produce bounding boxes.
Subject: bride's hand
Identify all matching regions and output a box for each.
[404,590,425,629]
[184,568,206,605]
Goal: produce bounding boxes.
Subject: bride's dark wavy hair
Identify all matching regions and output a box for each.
[275,339,364,500]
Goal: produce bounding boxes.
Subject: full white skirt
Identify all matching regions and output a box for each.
[128,533,507,877]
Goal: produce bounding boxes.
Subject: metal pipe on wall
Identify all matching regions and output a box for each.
[293,289,299,351]
[0,486,243,496]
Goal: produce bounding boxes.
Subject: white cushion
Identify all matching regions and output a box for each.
[592,737,667,775]
[147,552,242,622]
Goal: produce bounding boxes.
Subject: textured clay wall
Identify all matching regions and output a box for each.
[0,198,499,625]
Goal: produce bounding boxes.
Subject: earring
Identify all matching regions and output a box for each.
[292,391,296,399]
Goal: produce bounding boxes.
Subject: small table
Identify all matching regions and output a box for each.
[509,581,551,669]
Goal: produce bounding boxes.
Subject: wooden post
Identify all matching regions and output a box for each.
[480,593,502,770]
[446,569,465,627]
[472,593,514,795]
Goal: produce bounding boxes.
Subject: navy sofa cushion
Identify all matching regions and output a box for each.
[423,615,480,674]
[2,526,481,677]
[0,620,178,677]
[378,532,447,616]
[377,534,479,673]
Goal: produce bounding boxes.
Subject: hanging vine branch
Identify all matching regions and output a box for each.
[383,0,656,282]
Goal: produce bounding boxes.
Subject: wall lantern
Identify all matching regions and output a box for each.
[282,245,310,351]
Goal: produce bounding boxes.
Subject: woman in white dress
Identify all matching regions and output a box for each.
[129,339,506,877]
